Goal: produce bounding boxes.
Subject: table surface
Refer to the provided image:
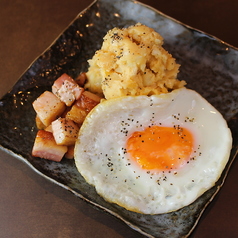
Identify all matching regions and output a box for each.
[0,0,238,237]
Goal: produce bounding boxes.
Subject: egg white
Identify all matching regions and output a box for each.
[74,88,232,214]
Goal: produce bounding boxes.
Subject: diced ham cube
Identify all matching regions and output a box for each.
[75,72,87,86]
[51,118,79,146]
[32,91,66,127]
[45,124,53,133]
[75,91,101,112]
[52,73,84,106]
[66,104,88,125]
[32,130,67,162]
[61,106,71,118]
[65,145,75,159]
[35,114,46,130]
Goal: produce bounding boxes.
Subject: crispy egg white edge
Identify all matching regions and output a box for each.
[74,88,233,214]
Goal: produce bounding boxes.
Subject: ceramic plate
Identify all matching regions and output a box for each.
[0,0,237,237]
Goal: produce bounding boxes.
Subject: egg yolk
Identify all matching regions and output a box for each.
[126,125,194,170]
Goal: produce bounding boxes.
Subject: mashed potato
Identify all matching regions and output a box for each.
[85,23,185,99]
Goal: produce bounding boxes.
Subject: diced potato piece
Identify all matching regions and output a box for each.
[32,130,67,162]
[75,91,101,112]
[65,145,75,159]
[52,118,79,146]
[32,91,66,127]
[52,73,84,106]
[66,104,88,125]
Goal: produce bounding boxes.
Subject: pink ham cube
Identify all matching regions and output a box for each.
[32,91,66,127]
[51,118,80,146]
[52,73,84,106]
[32,130,67,162]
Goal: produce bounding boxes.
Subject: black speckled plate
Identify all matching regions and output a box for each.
[0,0,237,237]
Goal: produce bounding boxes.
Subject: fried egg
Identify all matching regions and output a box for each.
[74,87,232,214]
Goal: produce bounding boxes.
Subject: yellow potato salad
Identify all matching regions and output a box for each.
[85,23,185,99]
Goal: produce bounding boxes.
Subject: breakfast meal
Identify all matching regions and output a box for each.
[31,23,232,215]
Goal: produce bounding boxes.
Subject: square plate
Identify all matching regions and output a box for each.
[0,0,237,237]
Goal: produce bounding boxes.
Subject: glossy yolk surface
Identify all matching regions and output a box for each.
[126,125,194,170]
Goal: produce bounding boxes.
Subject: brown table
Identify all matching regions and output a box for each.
[0,0,237,237]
